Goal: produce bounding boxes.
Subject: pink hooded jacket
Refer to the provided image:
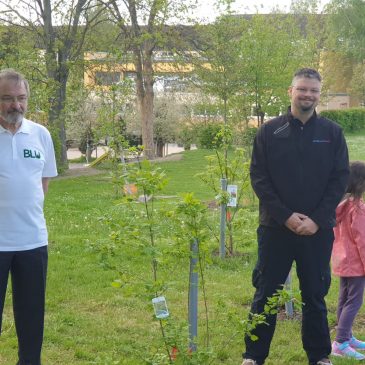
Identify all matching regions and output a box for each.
[332,198,365,277]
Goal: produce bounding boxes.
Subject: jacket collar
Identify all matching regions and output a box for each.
[287,107,317,127]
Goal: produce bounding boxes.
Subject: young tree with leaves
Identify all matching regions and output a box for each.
[239,12,319,125]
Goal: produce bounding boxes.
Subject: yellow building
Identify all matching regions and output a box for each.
[84,51,198,93]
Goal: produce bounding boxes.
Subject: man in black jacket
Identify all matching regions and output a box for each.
[242,68,349,365]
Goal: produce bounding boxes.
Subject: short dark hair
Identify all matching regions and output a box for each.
[347,161,365,199]
[0,68,30,96]
[293,68,322,82]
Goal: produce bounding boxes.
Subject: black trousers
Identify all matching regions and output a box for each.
[244,226,333,365]
[0,246,48,365]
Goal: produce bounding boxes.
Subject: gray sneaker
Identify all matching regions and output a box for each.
[241,360,258,365]
[317,359,333,365]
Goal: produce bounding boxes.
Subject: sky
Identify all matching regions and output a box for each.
[193,0,331,23]
[0,0,332,25]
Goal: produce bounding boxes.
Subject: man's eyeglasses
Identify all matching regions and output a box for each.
[0,95,28,104]
[294,87,320,95]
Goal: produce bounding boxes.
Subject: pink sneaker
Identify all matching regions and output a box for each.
[332,341,365,360]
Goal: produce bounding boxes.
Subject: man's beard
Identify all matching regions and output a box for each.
[0,110,24,124]
[300,105,315,112]
[298,99,316,112]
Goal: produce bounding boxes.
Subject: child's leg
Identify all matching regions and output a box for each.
[336,276,365,343]
[337,277,348,324]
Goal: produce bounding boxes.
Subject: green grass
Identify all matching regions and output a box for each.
[155,149,216,200]
[345,130,365,161]
[1,132,365,365]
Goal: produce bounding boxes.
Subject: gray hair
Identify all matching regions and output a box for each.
[0,68,30,96]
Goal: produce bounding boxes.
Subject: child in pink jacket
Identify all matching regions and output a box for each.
[331,161,365,360]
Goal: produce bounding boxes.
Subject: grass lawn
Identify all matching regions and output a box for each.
[1,132,365,365]
[156,149,216,201]
[344,131,365,161]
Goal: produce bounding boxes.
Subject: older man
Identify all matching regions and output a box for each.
[0,69,57,365]
[242,68,349,365]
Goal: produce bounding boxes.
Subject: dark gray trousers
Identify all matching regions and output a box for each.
[0,246,48,365]
[244,226,333,365]
[336,276,365,343]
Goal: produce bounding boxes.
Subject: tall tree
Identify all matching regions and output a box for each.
[191,15,246,126]
[240,13,319,124]
[350,62,365,105]
[191,12,319,127]
[100,0,195,159]
[325,0,365,105]
[325,0,365,61]
[0,0,104,169]
[0,25,52,114]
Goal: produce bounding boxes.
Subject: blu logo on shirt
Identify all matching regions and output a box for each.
[23,149,41,159]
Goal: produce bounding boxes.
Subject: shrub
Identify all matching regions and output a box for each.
[240,127,258,158]
[194,123,224,149]
[320,108,365,132]
[78,128,94,155]
[177,126,194,150]
[49,126,66,173]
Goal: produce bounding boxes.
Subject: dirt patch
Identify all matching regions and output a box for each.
[54,164,104,180]
[277,307,302,321]
[153,153,183,162]
[55,153,184,180]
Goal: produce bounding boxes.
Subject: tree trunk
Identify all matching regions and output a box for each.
[156,140,164,157]
[140,89,155,159]
[134,43,155,160]
[47,53,69,169]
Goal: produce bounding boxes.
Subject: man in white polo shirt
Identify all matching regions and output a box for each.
[0,69,57,365]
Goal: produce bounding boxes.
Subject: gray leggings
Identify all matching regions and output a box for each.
[336,276,365,343]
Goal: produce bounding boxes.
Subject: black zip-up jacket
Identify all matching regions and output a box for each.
[250,110,349,228]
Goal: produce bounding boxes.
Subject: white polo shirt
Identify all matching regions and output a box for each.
[0,118,58,251]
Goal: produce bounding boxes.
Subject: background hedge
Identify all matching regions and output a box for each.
[320,108,365,132]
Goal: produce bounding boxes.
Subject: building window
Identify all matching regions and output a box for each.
[154,75,194,93]
[95,72,121,86]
